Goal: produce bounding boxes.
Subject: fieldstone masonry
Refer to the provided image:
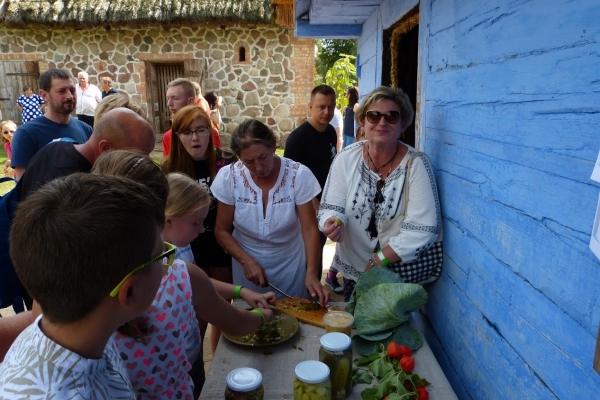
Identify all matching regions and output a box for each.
[0,23,315,142]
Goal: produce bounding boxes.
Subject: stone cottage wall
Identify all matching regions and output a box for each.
[0,23,314,143]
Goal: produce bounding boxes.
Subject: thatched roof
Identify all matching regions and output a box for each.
[2,0,274,27]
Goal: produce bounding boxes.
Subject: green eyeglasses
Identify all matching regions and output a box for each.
[110,242,176,297]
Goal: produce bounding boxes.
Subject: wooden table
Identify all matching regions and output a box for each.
[200,302,457,399]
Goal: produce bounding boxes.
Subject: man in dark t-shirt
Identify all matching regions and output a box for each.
[20,108,156,200]
[284,85,337,195]
[284,85,338,284]
[11,69,93,180]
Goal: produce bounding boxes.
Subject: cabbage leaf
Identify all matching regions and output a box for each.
[354,282,428,335]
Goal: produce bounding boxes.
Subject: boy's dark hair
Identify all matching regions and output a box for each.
[39,69,73,92]
[9,173,166,324]
[22,85,33,92]
[311,84,336,101]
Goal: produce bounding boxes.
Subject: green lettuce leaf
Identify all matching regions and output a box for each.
[354,283,428,335]
[359,327,394,341]
[354,266,404,301]
[353,335,381,356]
[391,323,423,351]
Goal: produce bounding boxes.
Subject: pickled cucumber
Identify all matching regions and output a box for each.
[330,358,351,399]
[333,217,343,226]
[293,378,331,400]
[319,347,352,399]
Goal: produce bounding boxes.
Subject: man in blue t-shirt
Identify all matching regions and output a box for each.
[11,69,93,179]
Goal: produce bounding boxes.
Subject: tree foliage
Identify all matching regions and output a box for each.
[315,39,357,84]
[325,55,357,109]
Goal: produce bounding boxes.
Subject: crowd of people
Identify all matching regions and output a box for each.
[0,68,442,399]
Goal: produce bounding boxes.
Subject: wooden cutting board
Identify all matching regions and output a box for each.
[274,297,342,328]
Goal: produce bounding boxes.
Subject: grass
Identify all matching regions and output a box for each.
[276,148,284,156]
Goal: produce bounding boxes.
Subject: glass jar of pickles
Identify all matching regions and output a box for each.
[293,360,331,400]
[225,367,264,400]
[319,332,353,399]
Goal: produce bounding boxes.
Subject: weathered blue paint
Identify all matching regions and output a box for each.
[295,19,362,38]
[295,0,600,398]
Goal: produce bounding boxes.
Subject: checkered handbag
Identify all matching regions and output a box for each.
[385,152,443,284]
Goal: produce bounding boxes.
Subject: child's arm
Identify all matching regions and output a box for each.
[186,262,275,337]
[209,277,276,308]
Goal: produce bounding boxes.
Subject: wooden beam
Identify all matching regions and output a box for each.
[294,19,362,39]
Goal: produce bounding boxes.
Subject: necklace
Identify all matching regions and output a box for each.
[367,142,399,178]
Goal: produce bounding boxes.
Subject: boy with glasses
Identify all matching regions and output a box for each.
[0,173,167,398]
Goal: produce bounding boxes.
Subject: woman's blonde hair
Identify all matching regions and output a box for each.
[91,150,168,207]
[165,172,210,221]
[94,94,147,129]
[355,86,414,132]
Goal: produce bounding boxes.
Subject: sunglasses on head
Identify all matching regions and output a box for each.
[366,110,401,125]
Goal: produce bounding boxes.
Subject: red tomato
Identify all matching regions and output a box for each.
[399,356,415,373]
[386,342,413,358]
[417,386,429,400]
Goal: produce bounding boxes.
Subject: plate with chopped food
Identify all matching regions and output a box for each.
[223,308,299,347]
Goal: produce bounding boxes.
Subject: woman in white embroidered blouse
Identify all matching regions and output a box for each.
[212,119,330,307]
[318,86,441,301]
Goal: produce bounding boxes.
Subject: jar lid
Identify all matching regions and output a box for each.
[295,360,330,384]
[226,367,262,392]
[320,332,351,351]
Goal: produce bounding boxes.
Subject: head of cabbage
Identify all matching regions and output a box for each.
[347,267,428,356]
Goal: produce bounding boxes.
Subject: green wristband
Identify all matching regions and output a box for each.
[377,250,390,266]
[233,285,243,299]
[250,309,265,322]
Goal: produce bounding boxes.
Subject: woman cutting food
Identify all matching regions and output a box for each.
[318,86,441,301]
[212,119,330,307]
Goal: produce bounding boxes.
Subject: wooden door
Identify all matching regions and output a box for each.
[156,63,184,132]
[0,61,40,124]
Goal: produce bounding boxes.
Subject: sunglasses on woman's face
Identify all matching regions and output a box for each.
[365,110,401,125]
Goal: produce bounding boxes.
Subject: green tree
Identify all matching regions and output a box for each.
[325,54,357,109]
[315,39,357,85]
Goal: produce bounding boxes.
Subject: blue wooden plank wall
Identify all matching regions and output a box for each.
[413,0,600,398]
[352,0,600,398]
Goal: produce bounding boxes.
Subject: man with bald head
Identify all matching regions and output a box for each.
[19,107,155,200]
[1,107,155,312]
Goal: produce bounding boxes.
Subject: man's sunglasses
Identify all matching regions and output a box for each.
[366,110,401,125]
[109,242,176,297]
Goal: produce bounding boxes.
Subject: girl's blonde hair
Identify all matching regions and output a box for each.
[165,172,210,220]
[1,120,16,144]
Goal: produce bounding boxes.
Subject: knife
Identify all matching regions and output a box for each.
[266,281,293,299]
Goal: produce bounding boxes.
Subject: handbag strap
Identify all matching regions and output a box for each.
[398,151,443,240]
